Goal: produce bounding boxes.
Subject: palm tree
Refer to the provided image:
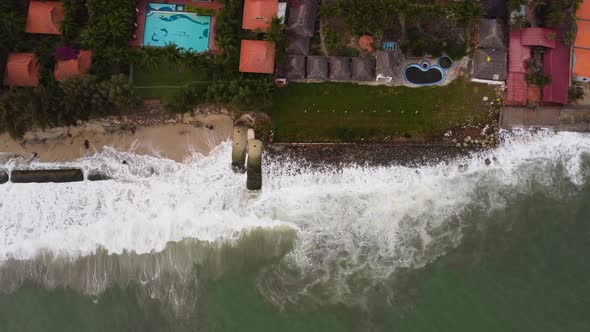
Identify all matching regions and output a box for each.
[511,13,528,28]
[456,0,484,28]
[392,0,412,42]
[163,43,183,65]
[508,0,527,12]
[528,0,547,12]
[545,10,563,27]
[139,47,162,69]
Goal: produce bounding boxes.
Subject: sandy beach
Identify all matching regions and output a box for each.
[0,110,234,163]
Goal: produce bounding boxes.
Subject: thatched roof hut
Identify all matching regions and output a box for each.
[287,54,306,80]
[287,31,310,55]
[306,55,328,80]
[352,57,375,81]
[473,48,507,81]
[375,50,399,79]
[478,18,505,50]
[287,0,318,37]
[329,56,351,81]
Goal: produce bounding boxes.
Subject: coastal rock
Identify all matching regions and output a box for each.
[0,171,8,184]
[485,158,491,166]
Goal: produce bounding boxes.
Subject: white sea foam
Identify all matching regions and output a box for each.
[0,129,589,310]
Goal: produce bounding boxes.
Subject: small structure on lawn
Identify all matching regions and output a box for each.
[376,50,399,82]
[286,54,306,80]
[352,57,375,81]
[359,35,374,52]
[26,1,64,35]
[242,0,279,31]
[3,53,40,87]
[306,55,328,80]
[239,40,276,74]
[329,56,352,81]
[54,50,92,82]
[473,49,507,82]
[477,18,505,50]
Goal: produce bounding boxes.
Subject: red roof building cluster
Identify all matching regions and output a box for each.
[505,28,569,106]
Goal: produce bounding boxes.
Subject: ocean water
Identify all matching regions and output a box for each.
[0,130,589,331]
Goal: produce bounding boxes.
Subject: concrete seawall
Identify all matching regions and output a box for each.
[501,107,590,131]
[232,126,248,173]
[247,139,262,190]
[11,169,84,183]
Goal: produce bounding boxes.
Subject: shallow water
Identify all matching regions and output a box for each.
[0,130,589,331]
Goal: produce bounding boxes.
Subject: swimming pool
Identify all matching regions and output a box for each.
[143,10,211,52]
[404,61,445,86]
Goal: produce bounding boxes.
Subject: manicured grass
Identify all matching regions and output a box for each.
[263,80,497,142]
[132,61,207,100]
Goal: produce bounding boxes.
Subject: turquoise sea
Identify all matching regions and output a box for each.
[0,130,589,331]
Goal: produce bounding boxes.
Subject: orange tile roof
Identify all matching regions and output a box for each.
[26,1,64,35]
[3,53,40,87]
[573,48,590,78]
[574,20,590,49]
[239,40,275,74]
[242,0,278,31]
[578,0,590,20]
[54,50,93,82]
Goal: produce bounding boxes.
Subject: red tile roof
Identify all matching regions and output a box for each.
[54,50,92,82]
[508,30,530,73]
[3,53,40,87]
[25,1,64,35]
[543,42,569,105]
[505,72,527,106]
[239,40,275,74]
[242,0,278,31]
[520,28,557,48]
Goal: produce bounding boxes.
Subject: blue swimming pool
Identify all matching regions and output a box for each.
[143,9,211,52]
[404,61,446,86]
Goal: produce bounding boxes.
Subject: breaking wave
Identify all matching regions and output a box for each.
[1,129,590,314]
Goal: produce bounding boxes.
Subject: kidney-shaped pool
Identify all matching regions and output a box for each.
[404,61,445,86]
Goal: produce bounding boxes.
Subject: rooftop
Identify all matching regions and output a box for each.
[54,50,93,82]
[25,1,64,35]
[3,53,40,87]
[239,40,276,74]
[242,0,278,31]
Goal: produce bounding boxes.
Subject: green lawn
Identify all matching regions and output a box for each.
[264,80,497,142]
[132,61,207,100]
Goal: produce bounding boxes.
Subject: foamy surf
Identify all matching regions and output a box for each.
[0,129,589,313]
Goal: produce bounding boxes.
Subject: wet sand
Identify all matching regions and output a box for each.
[0,113,234,163]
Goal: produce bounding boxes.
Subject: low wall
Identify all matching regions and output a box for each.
[11,169,84,183]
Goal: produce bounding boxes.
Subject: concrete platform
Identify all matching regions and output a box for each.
[501,107,590,132]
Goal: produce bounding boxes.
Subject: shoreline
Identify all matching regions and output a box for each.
[0,108,235,163]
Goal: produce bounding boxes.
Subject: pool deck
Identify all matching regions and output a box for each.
[131,0,223,53]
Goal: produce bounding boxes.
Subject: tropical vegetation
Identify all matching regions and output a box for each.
[318,0,482,59]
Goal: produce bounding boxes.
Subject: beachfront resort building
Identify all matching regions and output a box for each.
[505,29,569,105]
